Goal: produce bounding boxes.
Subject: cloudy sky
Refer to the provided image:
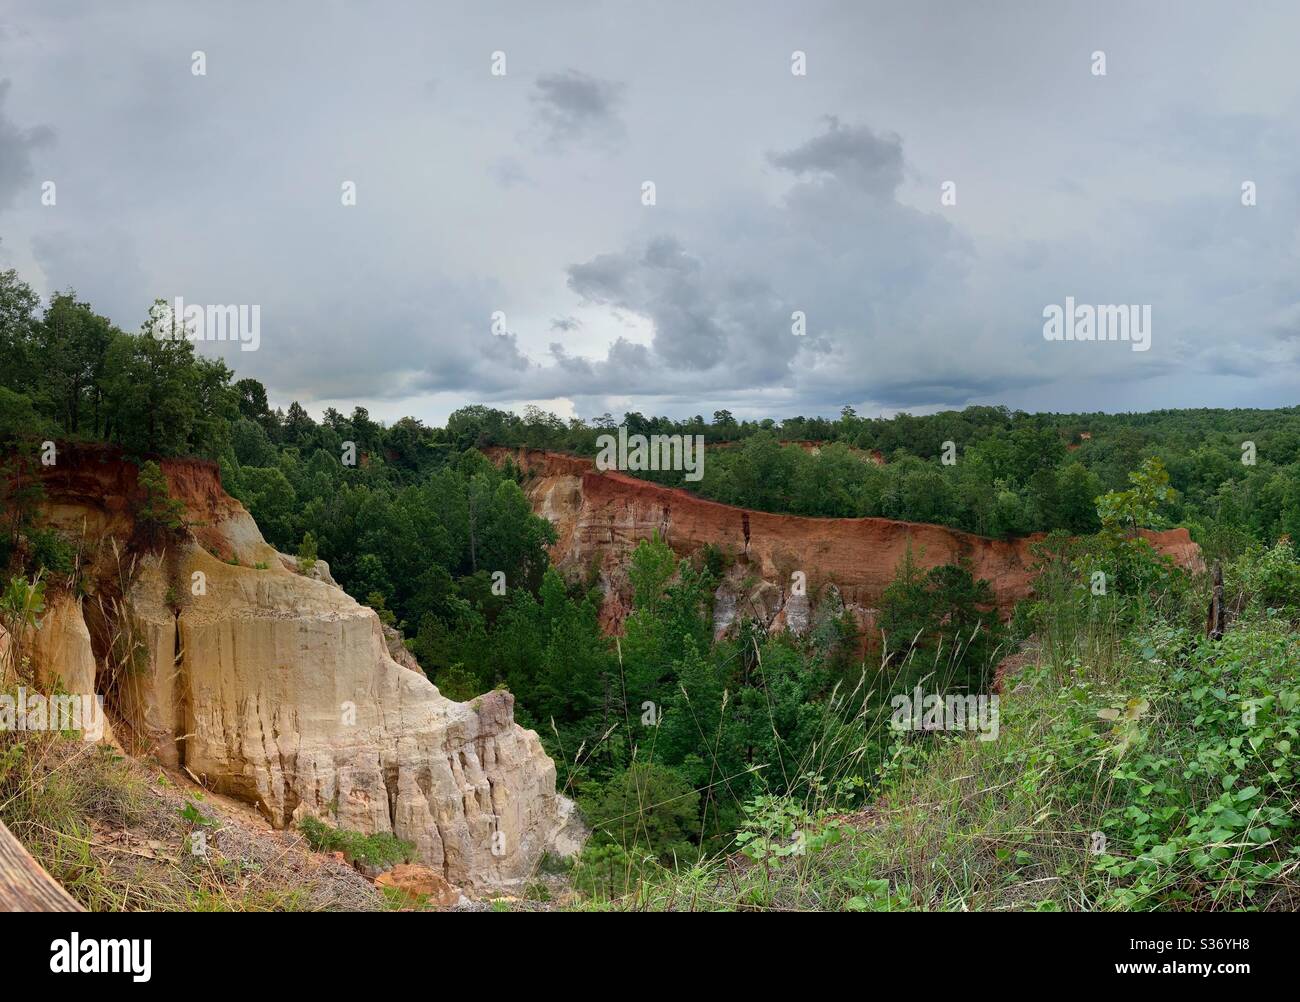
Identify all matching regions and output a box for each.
[1,0,1297,423]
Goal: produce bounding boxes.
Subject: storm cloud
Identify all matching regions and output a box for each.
[0,78,53,211]
[0,0,1297,422]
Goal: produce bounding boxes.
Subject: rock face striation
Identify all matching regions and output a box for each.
[487,447,1205,643]
[25,445,577,890]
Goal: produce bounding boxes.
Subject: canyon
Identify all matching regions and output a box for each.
[8,445,579,891]
[487,447,1204,644]
[5,443,1204,902]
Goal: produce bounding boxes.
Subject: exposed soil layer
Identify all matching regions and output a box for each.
[487,446,1204,636]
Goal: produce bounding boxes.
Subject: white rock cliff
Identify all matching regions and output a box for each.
[28,448,578,890]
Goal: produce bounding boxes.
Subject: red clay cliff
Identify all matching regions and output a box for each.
[487,446,1204,639]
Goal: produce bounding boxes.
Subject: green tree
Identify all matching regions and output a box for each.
[35,291,115,436]
[99,301,235,457]
[1057,462,1102,533]
[134,460,186,544]
[238,466,297,547]
[1097,457,1178,541]
[0,269,40,396]
[579,762,700,864]
[297,531,318,573]
[1095,458,1183,596]
[879,549,1004,691]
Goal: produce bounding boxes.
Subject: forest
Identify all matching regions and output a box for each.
[3,269,1299,908]
[448,401,1300,559]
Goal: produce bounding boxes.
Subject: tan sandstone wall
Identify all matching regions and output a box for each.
[26,445,577,890]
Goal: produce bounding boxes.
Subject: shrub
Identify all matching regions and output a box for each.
[878,548,1005,691]
[298,816,413,869]
[134,460,186,544]
[27,528,74,578]
[1229,541,1300,616]
[432,664,481,702]
[578,762,700,865]
[297,531,318,574]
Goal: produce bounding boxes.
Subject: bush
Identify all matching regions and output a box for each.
[1229,541,1300,616]
[134,460,185,543]
[578,762,700,865]
[432,664,481,702]
[878,549,1005,691]
[298,816,413,868]
[297,531,318,574]
[0,387,51,445]
[571,842,645,900]
[28,528,74,578]
[1085,621,1300,908]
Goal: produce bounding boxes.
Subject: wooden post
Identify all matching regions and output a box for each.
[0,818,84,912]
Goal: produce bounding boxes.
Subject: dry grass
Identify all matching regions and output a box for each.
[0,702,385,911]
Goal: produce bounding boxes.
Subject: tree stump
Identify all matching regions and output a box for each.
[1206,561,1225,641]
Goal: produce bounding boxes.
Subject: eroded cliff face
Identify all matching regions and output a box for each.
[487,447,1205,642]
[25,445,576,890]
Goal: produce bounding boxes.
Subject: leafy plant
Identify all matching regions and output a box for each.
[297,531,318,574]
[297,816,413,869]
[734,794,846,870]
[135,460,186,544]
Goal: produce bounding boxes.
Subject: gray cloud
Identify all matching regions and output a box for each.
[31,228,148,327]
[531,70,625,150]
[0,78,53,210]
[1,0,1298,423]
[554,115,966,406]
[766,117,904,198]
[568,236,738,369]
